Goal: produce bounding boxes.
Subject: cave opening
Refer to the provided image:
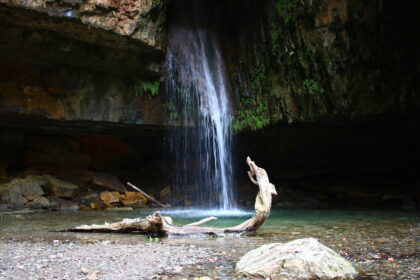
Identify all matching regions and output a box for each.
[0,0,418,211]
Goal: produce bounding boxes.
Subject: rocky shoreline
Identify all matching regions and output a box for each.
[0,238,222,280]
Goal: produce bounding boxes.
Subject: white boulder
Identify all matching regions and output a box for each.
[236,238,357,280]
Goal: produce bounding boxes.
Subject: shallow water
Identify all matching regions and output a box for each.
[0,208,419,279]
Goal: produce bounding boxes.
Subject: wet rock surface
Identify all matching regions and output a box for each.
[236,238,357,279]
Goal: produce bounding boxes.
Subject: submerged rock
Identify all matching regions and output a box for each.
[236,238,357,280]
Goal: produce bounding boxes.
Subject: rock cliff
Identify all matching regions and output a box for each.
[0,0,167,125]
[221,0,419,128]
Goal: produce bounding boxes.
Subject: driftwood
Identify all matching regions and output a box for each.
[127,182,167,208]
[66,157,276,236]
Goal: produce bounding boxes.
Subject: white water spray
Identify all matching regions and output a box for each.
[166,0,236,210]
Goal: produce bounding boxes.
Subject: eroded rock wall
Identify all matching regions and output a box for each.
[220,0,419,207]
[222,0,419,127]
[0,0,166,50]
[0,0,168,125]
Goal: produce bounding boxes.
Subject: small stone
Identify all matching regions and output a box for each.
[81,267,90,274]
[173,266,183,273]
[87,272,98,280]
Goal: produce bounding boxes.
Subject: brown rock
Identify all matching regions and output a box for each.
[315,0,349,27]
[44,175,80,198]
[80,193,99,200]
[89,202,105,210]
[78,193,106,210]
[124,191,148,202]
[90,172,126,192]
[100,191,121,206]
[120,191,147,208]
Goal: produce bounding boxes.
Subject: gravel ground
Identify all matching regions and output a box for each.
[0,239,221,280]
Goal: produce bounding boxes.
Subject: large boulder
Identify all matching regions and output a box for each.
[0,176,48,207]
[90,171,126,192]
[100,191,121,207]
[43,174,80,198]
[120,191,147,208]
[236,238,357,280]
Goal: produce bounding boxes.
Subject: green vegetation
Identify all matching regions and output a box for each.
[142,80,160,96]
[133,80,160,97]
[250,64,267,96]
[275,0,295,24]
[233,99,270,131]
[302,79,325,95]
[270,0,295,54]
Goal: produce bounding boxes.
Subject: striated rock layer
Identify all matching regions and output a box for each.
[0,0,167,125]
[0,0,166,50]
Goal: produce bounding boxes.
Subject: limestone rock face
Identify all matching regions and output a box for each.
[0,0,166,50]
[236,238,358,280]
[0,0,167,127]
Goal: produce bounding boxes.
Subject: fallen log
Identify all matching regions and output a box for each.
[65,157,276,236]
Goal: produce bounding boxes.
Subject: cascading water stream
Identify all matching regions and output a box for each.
[166,0,236,211]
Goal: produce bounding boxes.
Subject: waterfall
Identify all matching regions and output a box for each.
[166,0,235,210]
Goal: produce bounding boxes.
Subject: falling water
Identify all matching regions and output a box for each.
[166,0,235,210]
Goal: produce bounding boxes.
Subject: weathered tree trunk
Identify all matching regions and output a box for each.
[65,157,276,236]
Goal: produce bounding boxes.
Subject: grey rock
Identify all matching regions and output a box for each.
[236,238,358,280]
[27,196,50,209]
[0,176,47,206]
